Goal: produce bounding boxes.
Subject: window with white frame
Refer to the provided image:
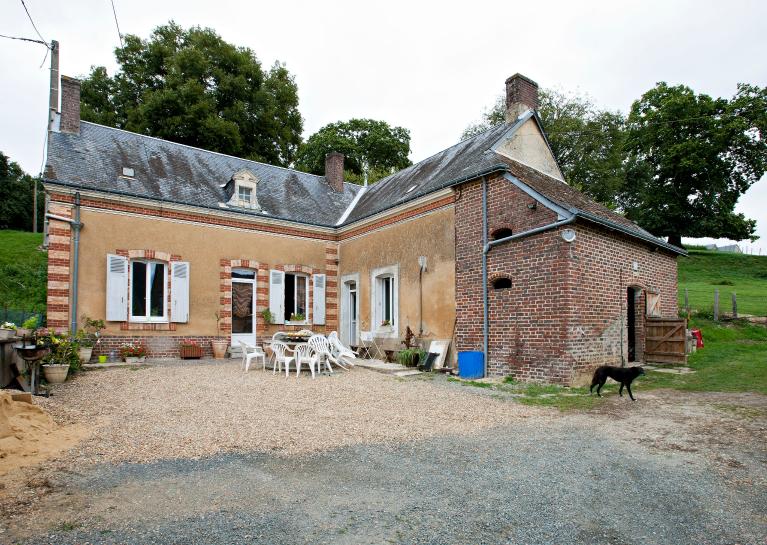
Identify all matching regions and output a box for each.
[130,260,167,321]
[284,273,309,322]
[237,186,253,208]
[371,265,398,334]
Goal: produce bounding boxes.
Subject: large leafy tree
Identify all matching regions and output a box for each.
[80,22,303,166]
[619,83,766,247]
[296,119,412,185]
[461,89,626,206]
[0,151,43,232]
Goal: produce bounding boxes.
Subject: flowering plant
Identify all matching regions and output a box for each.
[120,342,147,358]
[35,327,63,347]
[1,321,17,331]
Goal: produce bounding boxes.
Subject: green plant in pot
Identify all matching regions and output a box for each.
[397,348,426,368]
[289,312,305,323]
[76,316,105,364]
[41,331,80,383]
[17,316,39,338]
[260,308,273,325]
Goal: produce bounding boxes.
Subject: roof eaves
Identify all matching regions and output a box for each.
[502,172,576,219]
[42,178,339,229]
[336,186,367,226]
[575,210,688,256]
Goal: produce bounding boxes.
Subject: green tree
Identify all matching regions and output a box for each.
[0,152,43,232]
[620,82,766,247]
[461,89,626,205]
[80,21,303,166]
[296,119,412,184]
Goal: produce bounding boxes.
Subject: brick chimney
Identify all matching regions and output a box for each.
[505,73,539,123]
[60,75,81,133]
[325,152,344,192]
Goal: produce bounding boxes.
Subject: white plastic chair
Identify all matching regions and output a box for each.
[270,341,293,377]
[308,334,344,372]
[290,343,318,379]
[360,331,384,360]
[239,341,266,372]
[328,331,358,367]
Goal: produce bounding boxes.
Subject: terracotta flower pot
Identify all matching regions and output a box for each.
[42,364,69,384]
[211,340,228,359]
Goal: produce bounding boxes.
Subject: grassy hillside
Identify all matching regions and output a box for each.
[678,247,767,316]
[0,230,47,314]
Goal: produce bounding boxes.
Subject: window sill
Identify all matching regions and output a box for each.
[286,320,309,326]
[121,322,177,331]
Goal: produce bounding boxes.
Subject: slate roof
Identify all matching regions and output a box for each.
[44,117,683,254]
[44,122,362,227]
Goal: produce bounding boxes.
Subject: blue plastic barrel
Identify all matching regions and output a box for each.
[458,351,484,379]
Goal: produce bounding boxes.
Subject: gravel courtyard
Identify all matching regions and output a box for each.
[2,360,766,544]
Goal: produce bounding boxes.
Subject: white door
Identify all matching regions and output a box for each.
[340,275,360,346]
[231,269,256,348]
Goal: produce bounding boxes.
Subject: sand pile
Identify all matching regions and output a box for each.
[0,391,88,476]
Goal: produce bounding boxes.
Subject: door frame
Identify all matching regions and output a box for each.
[340,273,360,346]
[231,269,257,347]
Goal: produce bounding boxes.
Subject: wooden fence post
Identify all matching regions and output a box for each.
[714,289,719,321]
[684,288,689,318]
[732,292,737,319]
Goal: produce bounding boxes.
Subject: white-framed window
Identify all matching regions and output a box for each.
[284,273,309,323]
[371,264,398,336]
[237,185,253,208]
[130,260,167,322]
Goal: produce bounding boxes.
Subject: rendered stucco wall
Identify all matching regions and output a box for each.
[72,206,332,340]
[338,206,456,343]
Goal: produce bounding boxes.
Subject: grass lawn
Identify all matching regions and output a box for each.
[642,318,767,395]
[678,247,767,316]
[0,230,47,313]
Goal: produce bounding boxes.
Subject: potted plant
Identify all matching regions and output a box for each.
[0,322,17,340]
[289,312,305,323]
[40,330,79,383]
[17,316,39,338]
[76,316,105,364]
[120,342,147,364]
[211,312,228,359]
[179,339,203,359]
[260,308,273,325]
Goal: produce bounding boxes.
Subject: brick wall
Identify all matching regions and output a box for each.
[46,202,72,330]
[454,173,679,384]
[91,335,228,360]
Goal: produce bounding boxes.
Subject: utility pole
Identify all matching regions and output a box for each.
[36,40,59,234]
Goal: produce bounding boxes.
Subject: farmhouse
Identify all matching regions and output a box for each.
[42,72,684,383]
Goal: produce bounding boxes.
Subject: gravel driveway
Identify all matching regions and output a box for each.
[2,361,766,544]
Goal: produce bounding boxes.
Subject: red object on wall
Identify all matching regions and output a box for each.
[690,329,703,348]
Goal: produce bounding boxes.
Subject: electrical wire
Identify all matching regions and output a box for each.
[0,33,48,47]
[19,0,48,45]
[109,0,124,48]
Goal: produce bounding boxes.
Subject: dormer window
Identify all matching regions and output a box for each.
[224,169,261,211]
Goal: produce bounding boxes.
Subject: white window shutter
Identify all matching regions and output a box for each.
[313,274,326,325]
[171,261,190,323]
[269,270,285,324]
[106,254,128,321]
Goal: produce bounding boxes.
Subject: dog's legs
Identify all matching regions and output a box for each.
[596,381,604,397]
[627,383,636,401]
[619,383,624,397]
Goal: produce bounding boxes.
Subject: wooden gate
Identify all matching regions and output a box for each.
[645,318,687,364]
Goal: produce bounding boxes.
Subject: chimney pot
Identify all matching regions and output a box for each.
[505,73,539,123]
[325,152,345,192]
[60,75,81,133]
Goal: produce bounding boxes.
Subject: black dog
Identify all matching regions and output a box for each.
[590,365,645,401]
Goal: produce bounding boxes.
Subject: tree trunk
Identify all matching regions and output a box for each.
[667,234,682,248]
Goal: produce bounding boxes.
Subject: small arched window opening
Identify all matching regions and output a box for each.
[492,277,512,290]
[491,227,513,241]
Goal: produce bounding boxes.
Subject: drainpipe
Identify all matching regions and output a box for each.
[481,211,577,379]
[46,192,83,334]
[481,176,489,378]
[70,193,82,334]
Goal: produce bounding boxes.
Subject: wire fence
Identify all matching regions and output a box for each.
[680,288,767,320]
[0,307,46,328]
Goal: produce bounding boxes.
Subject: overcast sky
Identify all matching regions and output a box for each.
[1,0,766,251]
